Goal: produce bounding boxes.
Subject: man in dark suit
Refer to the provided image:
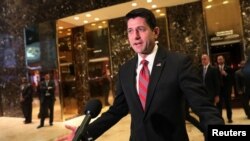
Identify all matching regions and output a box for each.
[241,48,250,119]
[58,8,224,141]
[37,73,55,128]
[235,60,250,119]
[201,54,220,105]
[216,55,233,123]
[20,77,33,124]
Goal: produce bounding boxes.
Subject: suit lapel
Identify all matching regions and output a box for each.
[144,47,167,115]
[127,57,145,112]
[205,65,210,79]
[127,47,168,115]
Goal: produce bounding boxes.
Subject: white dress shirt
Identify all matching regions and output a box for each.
[136,43,158,94]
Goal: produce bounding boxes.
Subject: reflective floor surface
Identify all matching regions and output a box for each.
[1,106,250,141]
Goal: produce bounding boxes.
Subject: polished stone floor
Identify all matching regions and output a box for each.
[1,101,250,141]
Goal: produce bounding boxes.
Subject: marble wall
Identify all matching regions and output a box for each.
[0,0,131,117]
[71,26,90,114]
[167,1,206,63]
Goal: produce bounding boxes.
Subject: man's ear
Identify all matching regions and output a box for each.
[153,27,160,39]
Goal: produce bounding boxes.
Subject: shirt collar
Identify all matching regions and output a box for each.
[204,64,210,68]
[219,64,224,68]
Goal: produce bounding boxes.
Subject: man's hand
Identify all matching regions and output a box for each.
[220,70,227,76]
[214,96,220,105]
[57,125,77,141]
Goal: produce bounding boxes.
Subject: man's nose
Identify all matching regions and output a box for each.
[134,30,140,39]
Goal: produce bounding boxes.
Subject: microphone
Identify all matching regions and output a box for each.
[73,99,102,141]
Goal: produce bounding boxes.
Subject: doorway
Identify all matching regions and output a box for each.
[210,42,243,106]
[210,42,243,69]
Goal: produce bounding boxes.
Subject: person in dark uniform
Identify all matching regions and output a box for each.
[201,54,220,105]
[20,77,33,124]
[216,55,233,123]
[37,73,55,128]
[241,48,250,119]
[102,67,111,106]
[235,60,250,119]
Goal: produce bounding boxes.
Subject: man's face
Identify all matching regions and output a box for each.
[217,56,224,65]
[45,74,50,80]
[21,77,27,83]
[201,55,209,66]
[127,17,159,58]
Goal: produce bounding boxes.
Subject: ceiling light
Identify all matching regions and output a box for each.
[222,1,229,4]
[86,13,91,17]
[132,2,137,7]
[147,0,152,3]
[83,20,88,24]
[98,26,103,29]
[102,21,106,24]
[91,23,96,26]
[155,9,161,13]
[159,13,165,16]
[74,16,79,20]
[94,18,100,21]
[208,0,213,2]
[58,31,63,34]
[206,5,212,9]
[151,4,157,9]
[58,26,64,29]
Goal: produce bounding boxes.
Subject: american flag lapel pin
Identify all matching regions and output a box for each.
[156,62,162,67]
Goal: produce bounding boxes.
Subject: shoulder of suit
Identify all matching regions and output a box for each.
[118,56,137,73]
[156,46,186,59]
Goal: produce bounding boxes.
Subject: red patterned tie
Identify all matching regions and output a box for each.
[139,60,150,110]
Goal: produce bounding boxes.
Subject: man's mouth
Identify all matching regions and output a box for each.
[134,42,142,45]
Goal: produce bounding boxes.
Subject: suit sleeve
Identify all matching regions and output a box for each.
[23,85,33,100]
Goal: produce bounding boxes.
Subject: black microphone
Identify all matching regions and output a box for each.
[73,99,102,141]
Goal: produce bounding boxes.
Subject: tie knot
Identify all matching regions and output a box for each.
[141,60,148,66]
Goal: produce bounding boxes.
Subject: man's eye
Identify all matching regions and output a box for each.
[127,29,133,33]
[137,27,145,31]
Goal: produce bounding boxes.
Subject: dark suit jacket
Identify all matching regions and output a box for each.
[21,83,33,104]
[201,65,220,102]
[217,65,233,95]
[87,46,224,141]
[235,68,245,94]
[242,60,250,96]
[39,80,55,103]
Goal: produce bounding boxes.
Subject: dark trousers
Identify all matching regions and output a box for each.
[240,93,250,118]
[103,86,110,105]
[216,87,232,120]
[40,98,54,126]
[21,101,32,122]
